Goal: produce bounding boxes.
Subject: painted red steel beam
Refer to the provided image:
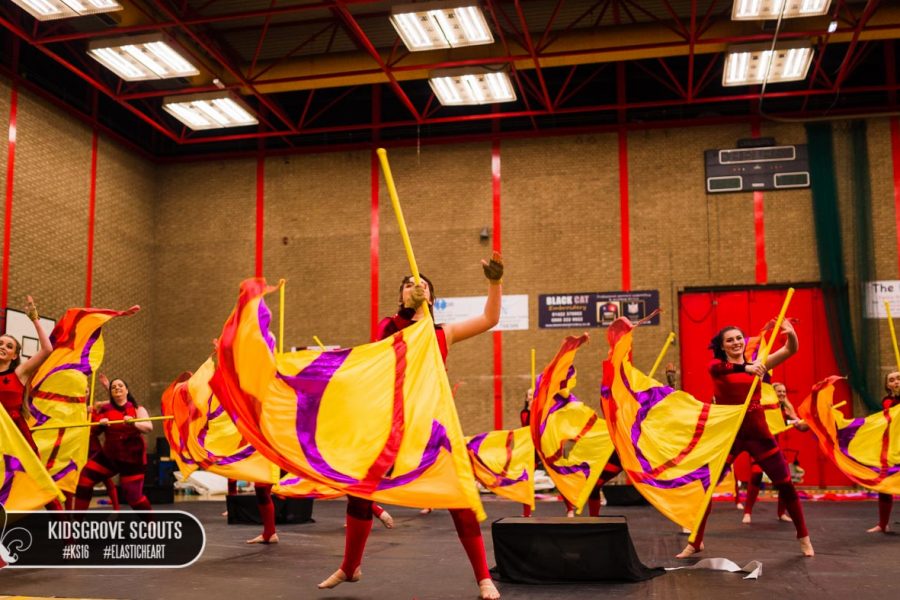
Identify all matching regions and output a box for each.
[483,0,539,129]
[169,80,900,145]
[331,0,421,122]
[833,0,882,91]
[248,0,277,78]
[513,0,554,112]
[32,0,386,43]
[0,14,180,143]
[687,0,697,101]
[152,2,299,134]
[160,110,871,164]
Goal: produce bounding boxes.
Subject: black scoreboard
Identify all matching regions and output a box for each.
[704,144,810,193]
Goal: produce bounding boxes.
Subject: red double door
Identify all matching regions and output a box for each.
[678,286,853,487]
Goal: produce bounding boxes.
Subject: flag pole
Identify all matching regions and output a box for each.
[313,336,327,351]
[375,148,429,320]
[884,301,900,372]
[31,415,174,431]
[530,348,536,392]
[688,287,794,544]
[648,332,676,379]
[278,279,286,356]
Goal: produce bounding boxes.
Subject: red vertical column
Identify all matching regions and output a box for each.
[492,139,503,429]
[751,120,768,284]
[85,130,98,307]
[370,150,380,341]
[255,153,265,277]
[618,128,631,291]
[2,85,18,315]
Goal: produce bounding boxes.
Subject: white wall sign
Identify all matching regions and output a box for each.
[864,280,900,318]
[433,294,529,331]
[3,308,56,359]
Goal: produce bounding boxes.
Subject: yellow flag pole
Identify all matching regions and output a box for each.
[31,415,174,431]
[88,369,97,410]
[530,348,536,392]
[648,332,676,379]
[884,301,900,372]
[313,336,327,351]
[688,287,795,544]
[376,148,429,319]
[278,280,286,356]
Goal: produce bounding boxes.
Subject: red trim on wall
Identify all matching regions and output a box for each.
[255,153,265,277]
[2,85,17,314]
[891,117,900,278]
[492,139,503,429]
[85,131,98,307]
[618,128,631,291]
[370,149,380,341]
[751,120,768,284]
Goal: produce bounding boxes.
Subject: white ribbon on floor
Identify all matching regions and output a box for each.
[666,557,763,580]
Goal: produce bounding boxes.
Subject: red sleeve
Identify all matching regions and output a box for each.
[883,396,898,410]
[708,359,744,377]
[519,409,530,427]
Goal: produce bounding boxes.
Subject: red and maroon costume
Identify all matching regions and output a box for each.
[0,366,38,453]
[74,401,151,510]
[339,307,490,583]
[690,360,808,547]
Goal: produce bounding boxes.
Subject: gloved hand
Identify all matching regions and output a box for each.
[404,283,427,309]
[481,251,503,283]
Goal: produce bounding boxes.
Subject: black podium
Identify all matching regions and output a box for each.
[226,495,314,525]
[491,516,663,583]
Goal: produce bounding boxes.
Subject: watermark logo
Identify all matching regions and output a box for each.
[0,503,205,568]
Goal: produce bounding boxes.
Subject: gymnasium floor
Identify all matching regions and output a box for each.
[1,497,897,600]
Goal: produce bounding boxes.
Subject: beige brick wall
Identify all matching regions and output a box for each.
[7,69,900,434]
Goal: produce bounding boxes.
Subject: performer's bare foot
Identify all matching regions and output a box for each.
[799,536,814,557]
[742,513,752,524]
[866,524,889,533]
[566,509,575,518]
[478,578,500,600]
[221,510,228,517]
[778,513,793,522]
[735,502,744,510]
[317,567,361,589]
[680,527,691,535]
[676,542,703,559]
[377,509,395,529]
[419,508,433,515]
[246,533,279,544]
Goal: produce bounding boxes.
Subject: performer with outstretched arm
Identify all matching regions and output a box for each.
[677,320,814,558]
[318,254,503,600]
[0,296,63,510]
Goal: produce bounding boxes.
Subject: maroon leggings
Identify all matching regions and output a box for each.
[692,410,807,547]
[343,496,489,581]
[877,493,894,530]
[74,452,150,510]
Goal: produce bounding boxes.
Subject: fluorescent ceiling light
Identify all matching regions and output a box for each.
[732,0,832,20]
[429,67,515,106]
[163,92,258,130]
[390,1,493,51]
[10,0,121,21]
[722,42,814,86]
[88,34,199,81]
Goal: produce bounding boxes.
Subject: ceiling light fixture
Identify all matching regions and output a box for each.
[732,0,832,20]
[88,34,199,81]
[722,42,814,86]
[429,67,516,106]
[162,92,258,130]
[390,1,493,51]
[10,0,121,21]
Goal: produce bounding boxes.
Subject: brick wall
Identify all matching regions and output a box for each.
[6,71,900,433]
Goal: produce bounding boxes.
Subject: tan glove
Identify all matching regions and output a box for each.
[404,283,427,309]
[481,251,504,283]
